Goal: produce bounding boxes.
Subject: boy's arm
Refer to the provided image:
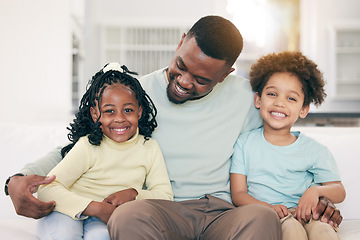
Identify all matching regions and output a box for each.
[6,147,63,219]
[230,173,289,218]
[295,181,346,224]
[230,173,265,206]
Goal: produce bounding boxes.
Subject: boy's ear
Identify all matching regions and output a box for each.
[254,92,261,109]
[299,105,310,119]
[90,107,98,122]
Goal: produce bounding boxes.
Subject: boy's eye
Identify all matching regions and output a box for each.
[288,97,297,102]
[267,92,276,96]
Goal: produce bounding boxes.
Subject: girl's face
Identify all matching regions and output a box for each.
[255,72,309,132]
[90,83,142,143]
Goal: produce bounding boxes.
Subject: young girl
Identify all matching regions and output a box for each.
[37,62,173,240]
[230,51,346,240]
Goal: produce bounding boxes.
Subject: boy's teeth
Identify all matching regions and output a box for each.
[271,112,285,117]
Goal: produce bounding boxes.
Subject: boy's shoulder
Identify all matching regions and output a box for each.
[236,127,263,144]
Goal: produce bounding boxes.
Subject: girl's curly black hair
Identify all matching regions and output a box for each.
[249,51,326,107]
[61,63,157,157]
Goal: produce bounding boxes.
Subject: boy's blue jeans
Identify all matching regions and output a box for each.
[37,211,110,240]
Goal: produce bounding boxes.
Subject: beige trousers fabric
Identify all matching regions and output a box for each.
[280,209,340,240]
[107,195,282,240]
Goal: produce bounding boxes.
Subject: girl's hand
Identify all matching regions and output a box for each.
[83,201,116,223]
[294,187,319,223]
[271,204,289,219]
[103,188,138,207]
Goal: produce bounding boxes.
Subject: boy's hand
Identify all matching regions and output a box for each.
[271,204,289,219]
[294,187,319,223]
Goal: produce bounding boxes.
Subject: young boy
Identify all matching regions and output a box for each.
[230,51,346,240]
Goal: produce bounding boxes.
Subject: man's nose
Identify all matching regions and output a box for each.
[177,72,194,90]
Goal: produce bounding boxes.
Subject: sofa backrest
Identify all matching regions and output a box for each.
[293,127,360,220]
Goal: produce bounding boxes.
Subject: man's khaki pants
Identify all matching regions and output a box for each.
[108,195,281,240]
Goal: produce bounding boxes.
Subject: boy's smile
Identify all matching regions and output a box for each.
[255,72,309,132]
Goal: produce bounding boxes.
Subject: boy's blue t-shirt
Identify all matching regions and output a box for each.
[230,127,341,208]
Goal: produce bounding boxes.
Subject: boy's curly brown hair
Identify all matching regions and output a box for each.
[249,51,326,107]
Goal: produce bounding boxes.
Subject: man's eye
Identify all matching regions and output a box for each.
[176,62,186,71]
[195,79,207,85]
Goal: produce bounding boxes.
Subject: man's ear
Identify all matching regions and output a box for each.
[176,33,186,50]
[90,107,98,123]
[254,92,261,109]
[299,105,310,119]
[219,68,235,83]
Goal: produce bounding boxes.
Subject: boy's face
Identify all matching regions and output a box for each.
[166,35,234,104]
[90,84,142,143]
[255,72,309,131]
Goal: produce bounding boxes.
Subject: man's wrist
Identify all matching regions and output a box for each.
[4,173,24,196]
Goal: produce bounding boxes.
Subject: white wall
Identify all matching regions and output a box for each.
[82,0,230,87]
[0,0,74,124]
[300,0,360,113]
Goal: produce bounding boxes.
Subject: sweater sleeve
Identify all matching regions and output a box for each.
[136,140,173,201]
[37,138,94,219]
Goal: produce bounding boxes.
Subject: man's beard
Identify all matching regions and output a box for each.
[166,72,188,104]
[166,82,187,105]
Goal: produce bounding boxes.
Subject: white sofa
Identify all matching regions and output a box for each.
[0,121,359,239]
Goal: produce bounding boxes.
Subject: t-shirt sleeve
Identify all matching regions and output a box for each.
[309,145,341,183]
[230,132,249,175]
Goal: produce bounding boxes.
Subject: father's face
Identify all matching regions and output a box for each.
[166,35,234,104]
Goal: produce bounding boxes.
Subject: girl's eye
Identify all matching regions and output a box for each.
[104,109,114,114]
[124,108,134,113]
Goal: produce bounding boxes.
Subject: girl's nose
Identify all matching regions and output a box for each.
[114,112,125,123]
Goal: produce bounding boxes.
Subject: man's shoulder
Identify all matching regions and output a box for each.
[220,74,252,93]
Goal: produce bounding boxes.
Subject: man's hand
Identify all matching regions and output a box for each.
[103,188,138,207]
[7,175,56,219]
[313,197,343,228]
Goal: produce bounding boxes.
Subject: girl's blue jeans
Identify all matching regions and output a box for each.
[37,211,110,240]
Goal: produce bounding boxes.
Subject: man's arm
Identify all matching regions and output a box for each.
[5,147,63,219]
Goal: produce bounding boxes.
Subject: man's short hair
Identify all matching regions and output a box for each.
[187,15,243,66]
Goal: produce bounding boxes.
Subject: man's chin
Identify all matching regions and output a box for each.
[166,84,188,104]
[166,91,188,104]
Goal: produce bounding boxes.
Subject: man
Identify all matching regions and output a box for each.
[6,16,342,239]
